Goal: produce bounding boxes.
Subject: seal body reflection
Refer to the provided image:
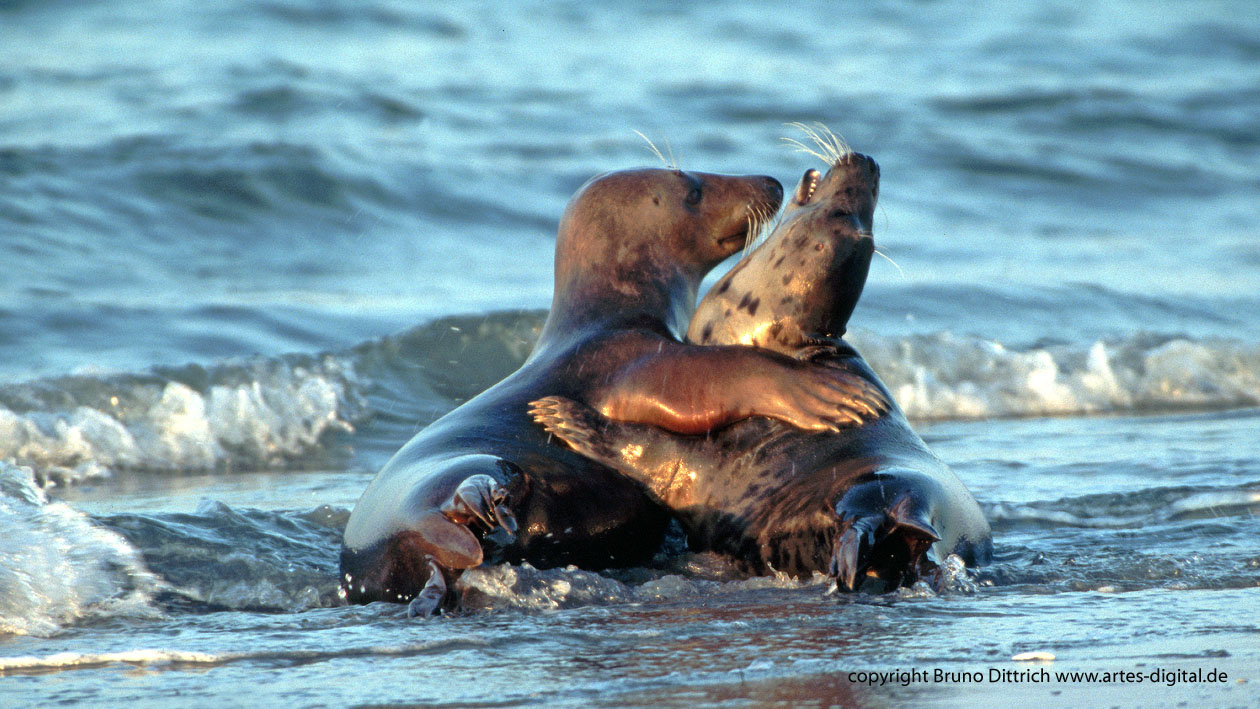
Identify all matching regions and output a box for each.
[534,153,992,591]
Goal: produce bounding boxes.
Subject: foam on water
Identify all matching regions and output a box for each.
[0,463,159,637]
[848,330,1260,419]
[5,311,1259,487]
[1,354,365,484]
[459,560,831,614]
[456,553,983,615]
[0,639,492,675]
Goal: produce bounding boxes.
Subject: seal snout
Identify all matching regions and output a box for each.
[715,175,785,252]
[761,174,784,206]
[750,174,784,223]
[717,225,751,249]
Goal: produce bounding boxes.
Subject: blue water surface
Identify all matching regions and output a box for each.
[1,1,1258,706]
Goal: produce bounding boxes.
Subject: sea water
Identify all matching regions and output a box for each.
[2,1,1258,706]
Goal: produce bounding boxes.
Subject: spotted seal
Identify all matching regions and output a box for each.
[341,166,889,615]
[532,153,992,591]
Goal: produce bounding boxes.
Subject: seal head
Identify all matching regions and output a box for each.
[689,153,880,353]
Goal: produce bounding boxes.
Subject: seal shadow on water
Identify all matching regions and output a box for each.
[340,165,891,617]
[533,151,993,593]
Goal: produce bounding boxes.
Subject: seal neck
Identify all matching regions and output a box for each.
[536,268,697,350]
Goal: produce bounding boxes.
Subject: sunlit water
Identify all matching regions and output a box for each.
[2,0,1258,705]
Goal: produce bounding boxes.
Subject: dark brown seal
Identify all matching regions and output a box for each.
[340,167,890,616]
[532,153,992,592]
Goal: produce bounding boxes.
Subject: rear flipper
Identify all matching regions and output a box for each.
[831,484,941,593]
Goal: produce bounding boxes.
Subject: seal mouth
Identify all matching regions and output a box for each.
[717,225,751,249]
[793,169,820,207]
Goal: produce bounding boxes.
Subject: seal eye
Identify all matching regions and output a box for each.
[685,187,702,206]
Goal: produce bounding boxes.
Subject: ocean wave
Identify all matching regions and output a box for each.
[0,462,159,637]
[5,310,1259,482]
[977,479,1260,592]
[0,353,366,484]
[986,481,1260,531]
[848,330,1260,420]
[354,313,1260,423]
[100,501,346,612]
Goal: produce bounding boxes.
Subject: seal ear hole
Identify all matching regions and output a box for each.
[830,209,853,219]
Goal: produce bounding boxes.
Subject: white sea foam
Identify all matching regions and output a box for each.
[0,639,490,674]
[460,558,833,613]
[3,325,1257,488]
[0,355,364,484]
[0,649,224,673]
[0,463,160,637]
[848,331,1260,419]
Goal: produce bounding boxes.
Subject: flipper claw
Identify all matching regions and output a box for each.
[831,516,878,592]
[441,474,518,538]
[530,396,603,457]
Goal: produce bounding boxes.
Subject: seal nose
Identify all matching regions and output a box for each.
[844,153,879,181]
[762,175,783,206]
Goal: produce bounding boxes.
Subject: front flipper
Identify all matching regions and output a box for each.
[530,396,707,506]
[441,474,518,538]
[831,486,941,593]
[530,396,611,462]
[593,344,889,435]
[379,468,520,618]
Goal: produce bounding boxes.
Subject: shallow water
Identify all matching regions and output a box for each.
[3,0,1259,705]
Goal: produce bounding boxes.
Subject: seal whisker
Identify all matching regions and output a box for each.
[741,207,760,257]
[813,122,851,162]
[632,130,676,169]
[782,122,852,165]
[742,203,776,257]
[751,203,785,255]
[796,122,833,161]
[666,140,680,171]
[780,136,833,165]
[741,211,757,258]
[754,205,769,252]
[873,248,905,278]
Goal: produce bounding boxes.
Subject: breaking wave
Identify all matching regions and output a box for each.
[99,501,347,613]
[848,329,1260,420]
[0,462,159,637]
[0,354,366,485]
[3,310,1257,485]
